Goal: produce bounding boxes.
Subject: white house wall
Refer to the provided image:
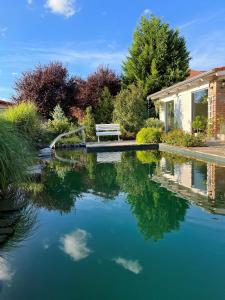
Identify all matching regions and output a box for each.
[159,83,209,133]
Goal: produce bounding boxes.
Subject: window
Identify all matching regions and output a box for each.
[192,89,208,119]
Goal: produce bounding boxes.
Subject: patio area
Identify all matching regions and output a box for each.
[159,141,225,165]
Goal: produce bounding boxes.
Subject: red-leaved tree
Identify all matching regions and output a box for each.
[75,66,121,109]
[14,62,79,118]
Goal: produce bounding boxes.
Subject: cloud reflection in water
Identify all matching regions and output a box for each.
[113,257,142,274]
[60,229,92,262]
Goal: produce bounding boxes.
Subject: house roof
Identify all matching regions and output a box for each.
[188,69,205,78]
[0,99,13,106]
[148,66,225,100]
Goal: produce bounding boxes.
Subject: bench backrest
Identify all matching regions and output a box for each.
[96,124,120,132]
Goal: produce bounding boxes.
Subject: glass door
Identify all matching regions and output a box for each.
[166,101,174,131]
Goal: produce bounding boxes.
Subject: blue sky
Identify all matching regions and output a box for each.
[1,0,225,99]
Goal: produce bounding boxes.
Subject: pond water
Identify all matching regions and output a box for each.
[1,150,225,300]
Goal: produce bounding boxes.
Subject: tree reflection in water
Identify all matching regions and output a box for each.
[117,152,189,240]
[27,150,189,241]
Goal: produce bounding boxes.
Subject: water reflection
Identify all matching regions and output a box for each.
[117,152,188,240]
[60,229,92,262]
[27,149,225,241]
[153,152,225,215]
[113,257,142,274]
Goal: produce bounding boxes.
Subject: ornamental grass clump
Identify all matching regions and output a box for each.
[0,118,32,196]
[4,101,40,142]
[136,128,162,144]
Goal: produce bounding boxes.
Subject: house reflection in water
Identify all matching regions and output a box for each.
[153,156,225,215]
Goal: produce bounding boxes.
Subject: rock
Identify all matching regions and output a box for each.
[39,147,53,157]
[27,165,43,175]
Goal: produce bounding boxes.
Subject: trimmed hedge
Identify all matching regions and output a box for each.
[136,128,161,144]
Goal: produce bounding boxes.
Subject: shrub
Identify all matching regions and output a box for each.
[82,106,96,141]
[161,129,185,146]
[162,129,205,147]
[113,84,146,134]
[145,118,164,129]
[0,118,32,195]
[3,102,40,141]
[136,128,161,144]
[44,105,74,136]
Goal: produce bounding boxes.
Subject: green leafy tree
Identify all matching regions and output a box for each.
[82,106,96,141]
[45,104,73,136]
[113,84,146,134]
[122,15,190,97]
[95,87,114,123]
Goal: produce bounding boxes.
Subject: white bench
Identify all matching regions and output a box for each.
[96,124,121,142]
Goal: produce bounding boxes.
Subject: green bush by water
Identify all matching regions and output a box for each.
[136,128,162,144]
[162,129,205,147]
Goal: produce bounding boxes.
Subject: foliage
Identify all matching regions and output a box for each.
[113,84,146,134]
[55,135,81,146]
[145,117,164,129]
[82,106,96,141]
[3,102,40,142]
[70,107,85,123]
[192,115,207,133]
[14,62,78,118]
[75,66,121,110]
[136,128,162,144]
[162,129,205,147]
[136,150,161,164]
[122,15,190,114]
[44,105,75,136]
[95,87,114,123]
[0,118,32,195]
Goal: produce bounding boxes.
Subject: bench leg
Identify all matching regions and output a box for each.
[98,136,100,143]
[118,135,120,141]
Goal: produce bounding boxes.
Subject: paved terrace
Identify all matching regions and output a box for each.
[87,140,225,165]
[159,141,225,165]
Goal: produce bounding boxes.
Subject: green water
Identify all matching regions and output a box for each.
[1,150,225,300]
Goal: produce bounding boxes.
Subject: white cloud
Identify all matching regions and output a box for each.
[0,257,14,282]
[27,0,33,5]
[60,229,92,261]
[0,27,7,37]
[142,9,152,16]
[12,72,18,76]
[113,257,142,274]
[45,0,78,18]
[179,19,199,30]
